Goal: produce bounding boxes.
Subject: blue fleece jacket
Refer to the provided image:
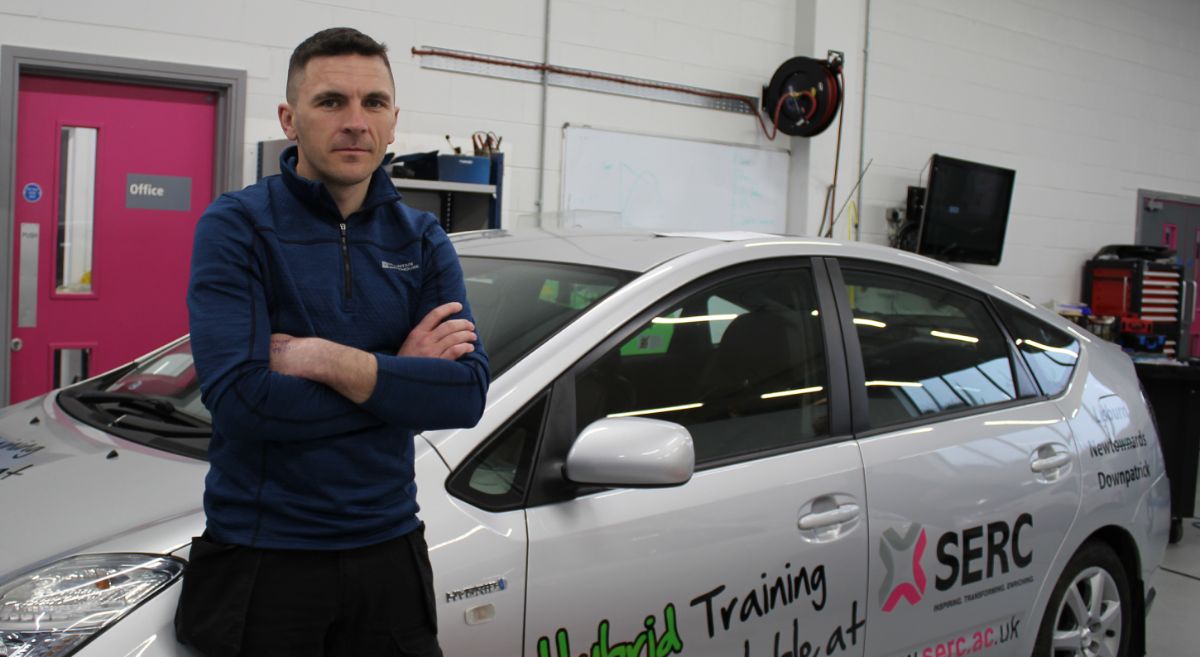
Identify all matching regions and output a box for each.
[187,146,489,550]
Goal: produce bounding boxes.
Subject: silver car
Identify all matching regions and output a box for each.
[0,229,1170,657]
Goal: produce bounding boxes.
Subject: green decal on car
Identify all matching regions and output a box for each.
[620,323,674,356]
[539,279,612,310]
[536,603,683,657]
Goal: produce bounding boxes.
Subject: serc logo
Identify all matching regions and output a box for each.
[878,523,927,612]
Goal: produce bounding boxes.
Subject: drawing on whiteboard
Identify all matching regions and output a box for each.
[619,163,662,226]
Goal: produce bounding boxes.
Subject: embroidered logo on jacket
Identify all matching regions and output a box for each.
[382,260,419,272]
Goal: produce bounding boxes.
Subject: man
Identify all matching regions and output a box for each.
[176,28,489,657]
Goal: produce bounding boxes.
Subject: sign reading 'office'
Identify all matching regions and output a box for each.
[126,174,192,212]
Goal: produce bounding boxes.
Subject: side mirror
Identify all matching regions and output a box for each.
[564,417,694,487]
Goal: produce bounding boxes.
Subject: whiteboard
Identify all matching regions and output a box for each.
[560,126,789,233]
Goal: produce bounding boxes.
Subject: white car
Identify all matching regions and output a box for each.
[0,229,1170,657]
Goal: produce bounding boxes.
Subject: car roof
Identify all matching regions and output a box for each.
[449,228,1065,324]
[450,228,965,278]
[450,228,726,273]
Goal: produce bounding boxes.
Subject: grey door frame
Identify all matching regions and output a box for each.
[1136,188,1200,359]
[1138,188,1200,219]
[0,46,246,406]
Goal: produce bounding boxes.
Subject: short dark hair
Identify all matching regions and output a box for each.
[286,27,393,102]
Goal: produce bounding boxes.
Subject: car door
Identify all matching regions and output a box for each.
[830,260,1082,657]
[523,261,870,657]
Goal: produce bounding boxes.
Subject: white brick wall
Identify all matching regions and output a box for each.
[538,0,800,227]
[3,0,1200,304]
[1,0,802,231]
[859,0,1200,304]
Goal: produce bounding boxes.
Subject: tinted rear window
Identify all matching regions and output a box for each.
[994,304,1080,397]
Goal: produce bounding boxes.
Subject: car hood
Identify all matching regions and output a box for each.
[0,392,207,583]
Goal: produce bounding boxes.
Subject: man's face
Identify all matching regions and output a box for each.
[279,54,398,190]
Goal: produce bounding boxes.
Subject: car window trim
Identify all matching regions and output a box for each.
[526,374,587,508]
[984,296,1044,399]
[822,258,870,436]
[853,396,1048,440]
[525,257,853,508]
[831,257,1032,436]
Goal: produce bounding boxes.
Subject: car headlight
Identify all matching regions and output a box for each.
[0,554,184,657]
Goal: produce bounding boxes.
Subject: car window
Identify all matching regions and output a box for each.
[842,267,1017,429]
[574,267,829,466]
[994,303,1080,397]
[447,393,548,511]
[706,295,747,343]
[617,296,747,357]
[461,257,633,378]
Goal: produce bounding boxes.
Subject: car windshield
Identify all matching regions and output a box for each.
[55,256,632,458]
[461,256,632,378]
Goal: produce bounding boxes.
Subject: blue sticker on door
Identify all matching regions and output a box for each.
[21,182,42,203]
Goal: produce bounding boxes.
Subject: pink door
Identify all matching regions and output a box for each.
[10,75,216,403]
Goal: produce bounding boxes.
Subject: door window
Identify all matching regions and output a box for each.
[52,347,91,388]
[574,267,829,465]
[56,126,97,295]
[842,268,1017,429]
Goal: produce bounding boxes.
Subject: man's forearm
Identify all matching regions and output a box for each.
[268,302,477,407]
[314,341,378,404]
[270,335,378,404]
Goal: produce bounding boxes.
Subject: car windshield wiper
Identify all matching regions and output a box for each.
[65,390,210,433]
[107,413,211,438]
[56,387,212,458]
[70,390,179,416]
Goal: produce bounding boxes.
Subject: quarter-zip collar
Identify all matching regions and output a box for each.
[278,145,401,221]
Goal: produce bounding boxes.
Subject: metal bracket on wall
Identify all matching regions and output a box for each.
[413,45,758,115]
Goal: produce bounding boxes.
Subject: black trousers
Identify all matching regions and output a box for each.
[175,526,442,657]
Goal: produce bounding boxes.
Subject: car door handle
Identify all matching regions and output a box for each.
[798,503,860,530]
[1031,452,1071,472]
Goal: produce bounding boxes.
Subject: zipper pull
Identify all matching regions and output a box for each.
[338,222,352,299]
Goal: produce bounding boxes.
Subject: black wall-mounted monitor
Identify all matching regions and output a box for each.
[917,154,1016,266]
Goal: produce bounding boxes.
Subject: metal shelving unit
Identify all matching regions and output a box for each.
[392,152,503,233]
[393,179,496,194]
[257,139,504,233]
